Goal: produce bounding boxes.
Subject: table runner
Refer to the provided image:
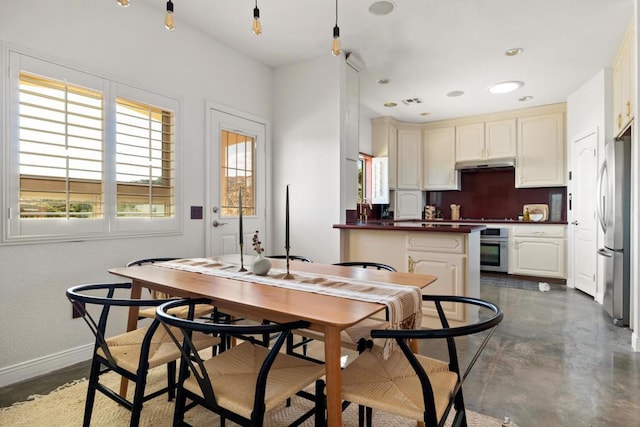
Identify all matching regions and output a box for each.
[156,258,423,358]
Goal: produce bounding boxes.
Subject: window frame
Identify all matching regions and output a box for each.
[2,48,182,244]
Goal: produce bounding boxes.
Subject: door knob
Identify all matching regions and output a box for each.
[212,220,228,227]
[571,220,579,225]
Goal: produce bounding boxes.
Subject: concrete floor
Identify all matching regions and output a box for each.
[1,275,639,426]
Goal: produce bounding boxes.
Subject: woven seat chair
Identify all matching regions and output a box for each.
[66,283,221,427]
[286,262,397,359]
[126,257,214,320]
[156,298,327,427]
[341,295,504,427]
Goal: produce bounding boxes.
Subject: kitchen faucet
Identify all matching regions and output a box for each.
[359,197,372,223]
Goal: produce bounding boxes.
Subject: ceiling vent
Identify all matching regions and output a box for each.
[401,97,423,105]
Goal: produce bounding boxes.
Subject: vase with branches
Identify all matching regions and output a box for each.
[251,230,271,275]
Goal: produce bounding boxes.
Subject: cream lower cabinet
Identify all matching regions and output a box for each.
[510,225,566,279]
[406,231,480,324]
[407,250,466,322]
[338,227,481,324]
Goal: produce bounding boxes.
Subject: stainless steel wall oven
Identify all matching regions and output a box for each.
[480,228,508,273]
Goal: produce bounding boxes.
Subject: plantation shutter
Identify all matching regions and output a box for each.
[115,98,174,219]
[18,72,104,219]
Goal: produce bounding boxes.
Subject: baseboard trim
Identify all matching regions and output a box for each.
[632,331,640,352]
[0,344,93,387]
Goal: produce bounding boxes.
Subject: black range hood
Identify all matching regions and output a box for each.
[454,157,516,170]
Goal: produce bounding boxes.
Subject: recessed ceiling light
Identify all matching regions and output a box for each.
[519,95,534,102]
[384,102,397,107]
[487,81,524,94]
[447,90,465,97]
[505,47,524,57]
[369,0,395,16]
[377,78,390,85]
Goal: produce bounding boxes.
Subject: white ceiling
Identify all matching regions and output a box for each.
[139,0,634,122]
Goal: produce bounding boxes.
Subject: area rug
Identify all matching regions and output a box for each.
[0,365,514,427]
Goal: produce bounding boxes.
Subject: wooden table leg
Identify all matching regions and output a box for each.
[119,281,142,397]
[323,325,342,427]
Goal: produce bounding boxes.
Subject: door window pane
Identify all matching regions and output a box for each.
[220,130,255,217]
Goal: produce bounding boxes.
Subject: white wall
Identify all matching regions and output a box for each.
[272,55,342,264]
[0,0,272,384]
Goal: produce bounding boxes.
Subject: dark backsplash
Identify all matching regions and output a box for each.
[426,168,566,221]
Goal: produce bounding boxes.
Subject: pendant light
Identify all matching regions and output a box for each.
[116,0,130,7]
[165,0,175,31]
[252,0,262,35]
[332,0,341,56]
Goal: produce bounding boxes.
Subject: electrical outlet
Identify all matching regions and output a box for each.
[72,302,85,319]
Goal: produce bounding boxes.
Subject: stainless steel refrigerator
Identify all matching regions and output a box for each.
[597,134,631,326]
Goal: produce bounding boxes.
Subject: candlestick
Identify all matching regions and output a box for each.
[284,185,294,279]
[239,188,243,245]
[238,188,246,272]
[285,185,290,250]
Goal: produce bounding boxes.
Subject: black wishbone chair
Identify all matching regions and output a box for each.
[126,257,215,321]
[333,261,396,272]
[286,261,398,359]
[265,254,314,263]
[156,298,327,427]
[65,283,220,427]
[341,295,504,427]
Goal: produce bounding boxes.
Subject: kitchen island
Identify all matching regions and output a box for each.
[334,220,485,323]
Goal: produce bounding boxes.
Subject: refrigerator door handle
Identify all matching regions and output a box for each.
[597,248,613,258]
[596,160,607,233]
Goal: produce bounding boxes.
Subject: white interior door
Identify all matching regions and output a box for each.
[207,107,267,257]
[572,130,598,296]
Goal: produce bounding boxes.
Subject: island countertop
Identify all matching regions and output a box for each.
[333,220,486,233]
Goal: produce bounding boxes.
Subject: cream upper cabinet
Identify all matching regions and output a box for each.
[395,190,424,219]
[485,118,517,159]
[423,126,459,190]
[516,112,566,187]
[455,123,485,161]
[613,20,635,136]
[396,128,422,190]
[456,119,516,162]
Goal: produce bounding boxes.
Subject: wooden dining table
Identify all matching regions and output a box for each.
[109,255,437,426]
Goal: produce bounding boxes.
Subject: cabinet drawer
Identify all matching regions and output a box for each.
[512,225,565,238]
[406,232,465,254]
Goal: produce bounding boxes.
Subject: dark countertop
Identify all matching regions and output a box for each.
[419,219,568,225]
[333,220,486,234]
